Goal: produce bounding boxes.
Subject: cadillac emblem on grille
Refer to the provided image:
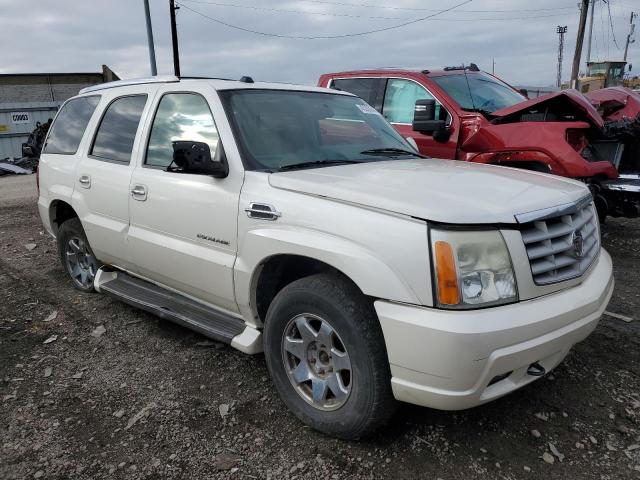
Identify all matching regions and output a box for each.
[572,232,584,258]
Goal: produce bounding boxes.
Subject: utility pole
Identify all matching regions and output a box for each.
[492,58,495,75]
[143,0,157,76]
[571,0,590,88]
[169,0,181,77]
[586,0,595,66]
[624,11,637,62]
[557,26,568,88]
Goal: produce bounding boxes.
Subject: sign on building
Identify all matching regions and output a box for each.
[10,112,32,124]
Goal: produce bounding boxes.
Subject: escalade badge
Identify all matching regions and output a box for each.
[572,232,584,258]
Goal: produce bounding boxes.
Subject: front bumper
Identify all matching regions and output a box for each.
[375,249,614,410]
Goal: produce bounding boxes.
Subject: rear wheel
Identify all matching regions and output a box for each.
[263,273,396,439]
[57,218,101,292]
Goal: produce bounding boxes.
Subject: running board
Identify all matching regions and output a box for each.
[95,269,245,344]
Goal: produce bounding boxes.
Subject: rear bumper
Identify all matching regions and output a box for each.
[375,249,614,410]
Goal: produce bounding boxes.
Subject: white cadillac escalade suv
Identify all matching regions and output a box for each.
[37,76,614,439]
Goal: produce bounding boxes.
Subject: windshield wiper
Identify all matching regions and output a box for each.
[360,148,426,158]
[277,159,363,172]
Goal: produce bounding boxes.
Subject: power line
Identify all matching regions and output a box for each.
[180,0,408,20]
[296,0,578,13]
[176,0,476,39]
[604,0,621,49]
[180,0,575,23]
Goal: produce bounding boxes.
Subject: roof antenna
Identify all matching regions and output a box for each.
[462,63,477,112]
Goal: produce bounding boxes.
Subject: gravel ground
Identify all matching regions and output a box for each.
[1,175,640,480]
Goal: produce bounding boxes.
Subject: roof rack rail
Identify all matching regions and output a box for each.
[79,76,179,94]
[179,76,235,81]
[443,63,480,72]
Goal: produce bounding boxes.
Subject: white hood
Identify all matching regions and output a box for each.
[268,159,590,224]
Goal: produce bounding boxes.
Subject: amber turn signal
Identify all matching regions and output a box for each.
[434,241,460,305]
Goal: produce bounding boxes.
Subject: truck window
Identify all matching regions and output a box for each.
[90,95,147,164]
[43,96,100,155]
[331,78,382,108]
[382,79,446,124]
[431,73,525,113]
[146,93,219,168]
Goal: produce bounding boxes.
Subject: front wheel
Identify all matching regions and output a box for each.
[57,218,102,292]
[263,273,396,439]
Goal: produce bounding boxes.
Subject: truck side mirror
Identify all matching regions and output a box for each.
[412,99,449,143]
[171,140,228,178]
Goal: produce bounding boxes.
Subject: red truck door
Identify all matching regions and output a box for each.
[380,78,457,159]
[327,76,458,159]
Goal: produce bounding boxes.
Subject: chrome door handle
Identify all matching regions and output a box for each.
[78,175,91,188]
[131,185,147,201]
[245,202,281,221]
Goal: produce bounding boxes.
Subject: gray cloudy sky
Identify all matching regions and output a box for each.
[1,0,638,87]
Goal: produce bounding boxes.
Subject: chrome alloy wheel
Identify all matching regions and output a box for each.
[65,236,98,289]
[281,313,352,411]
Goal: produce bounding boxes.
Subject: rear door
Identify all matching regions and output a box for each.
[72,87,153,267]
[126,86,242,313]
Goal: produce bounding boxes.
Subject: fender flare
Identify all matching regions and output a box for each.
[234,226,423,325]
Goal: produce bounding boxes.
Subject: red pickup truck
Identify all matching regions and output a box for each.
[318,66,640,221]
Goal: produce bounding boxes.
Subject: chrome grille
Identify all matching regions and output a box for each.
[518,197,599,285]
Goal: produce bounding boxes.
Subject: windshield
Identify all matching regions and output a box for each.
[432,72,526,114]
[219,89,418,171]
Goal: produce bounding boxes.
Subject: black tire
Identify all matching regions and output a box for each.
[57,218,102,293]
[263,273,396,439]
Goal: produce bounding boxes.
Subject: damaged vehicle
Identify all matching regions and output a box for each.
[585,87,640,217]
[319,66,640,220]
[37,76,613,439]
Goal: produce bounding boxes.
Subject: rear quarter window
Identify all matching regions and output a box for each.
[43,96,101,155]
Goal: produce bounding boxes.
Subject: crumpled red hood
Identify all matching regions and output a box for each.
[491,89,604,128]
[585,87,640,122]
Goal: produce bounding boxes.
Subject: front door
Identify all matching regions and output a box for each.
[381,78,458,159]
[126,87,242,313]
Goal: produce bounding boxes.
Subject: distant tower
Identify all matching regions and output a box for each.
[557,26,568,88]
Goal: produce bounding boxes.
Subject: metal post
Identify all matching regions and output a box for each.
[170,0,181,77]
[623,12,637,63]
[143,0,157,76]
[586,0,595,66]
[570,0,590,88]
[557,26,568,88]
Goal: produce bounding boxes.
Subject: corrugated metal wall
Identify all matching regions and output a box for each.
[0,102,62,159]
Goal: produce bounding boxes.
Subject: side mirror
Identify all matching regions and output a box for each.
[412,99,446,135]
[518,88,529,99]
[412,99,450,143]
[172,140,228,178]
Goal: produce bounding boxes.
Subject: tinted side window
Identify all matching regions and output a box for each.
[43,96,100,155]
[146,93,219,168]
[91,95,147,163]
[383,79,447,124]
[331,78,380,107]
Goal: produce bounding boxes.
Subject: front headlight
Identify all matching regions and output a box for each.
[430,228,518,309]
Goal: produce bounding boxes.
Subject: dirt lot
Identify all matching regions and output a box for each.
[1,174,640,480]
